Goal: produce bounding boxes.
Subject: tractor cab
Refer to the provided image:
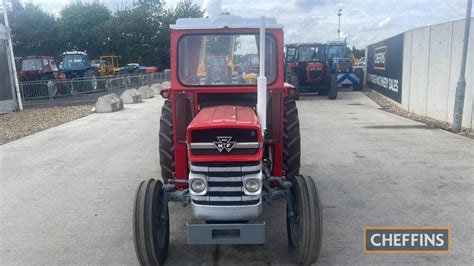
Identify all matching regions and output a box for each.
[285,43,297,63]
[285,43,338,99]
[61,51,98,80]
[133,15,322,266]
[326,41,364,90]
[327,41,353,73]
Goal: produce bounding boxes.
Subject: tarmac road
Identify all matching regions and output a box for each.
[1,91,473,265]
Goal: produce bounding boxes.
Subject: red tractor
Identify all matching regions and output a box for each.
[17,56,67,97]
[133,16,322,265]
[285,43,338,100]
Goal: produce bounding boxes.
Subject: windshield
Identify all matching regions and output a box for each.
[21,59,44,71]
[297,46,321,62]
[63,55,89,70]
[327,45,345,59]
[178,34,277,86]
[286,47,296,62]
[49,60,58,71]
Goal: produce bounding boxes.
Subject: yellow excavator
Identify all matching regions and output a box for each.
[98,55,121,76]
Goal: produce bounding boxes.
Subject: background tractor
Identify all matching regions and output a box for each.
[326,41,364,91]
[285,43,338,100]
[133,16,322,266]
[17,56,67,97]
[61,51,104,91]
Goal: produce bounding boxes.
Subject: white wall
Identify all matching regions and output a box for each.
[402,19,473,129]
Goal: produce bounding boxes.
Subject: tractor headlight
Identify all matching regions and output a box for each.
[244,178,261,194]
[190,178,207,195]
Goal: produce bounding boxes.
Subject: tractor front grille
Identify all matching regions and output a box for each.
[190,162,261,206]
[308,69,323,80]
[189,128,260,155]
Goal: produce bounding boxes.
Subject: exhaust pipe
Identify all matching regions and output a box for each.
[257,17,267,133]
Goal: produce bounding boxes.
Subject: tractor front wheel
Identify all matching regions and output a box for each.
[287,175,323,265]
[133,179,170,266]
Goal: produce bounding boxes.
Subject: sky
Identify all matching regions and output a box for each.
[23,0,472,48]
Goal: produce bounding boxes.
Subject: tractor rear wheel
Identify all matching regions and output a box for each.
[41,79,58,97]
[283,97,301,179]
[84,70,98,91]
[159,100,175,183]
[133,179,169,266]
[328,74,338,100]
[287,175,323,265]
[286,71,300,100]
[353,68,364,91]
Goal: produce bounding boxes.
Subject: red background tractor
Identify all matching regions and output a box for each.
[285,43,338,100]
[133,16,322,266]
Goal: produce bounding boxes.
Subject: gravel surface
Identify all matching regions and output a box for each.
[0,105,92,145]
[364,89,474,139]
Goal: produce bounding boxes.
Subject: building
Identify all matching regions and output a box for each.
[0,22,18,112]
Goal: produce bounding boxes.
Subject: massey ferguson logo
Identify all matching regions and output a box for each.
[214,136,236,152]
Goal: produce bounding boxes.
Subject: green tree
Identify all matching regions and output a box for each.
[109,0,203,70]
[10,4,59,57]
[158,0,204,68]
[58,1,112,59]
[352,46,365,58]
[8,0,204,70]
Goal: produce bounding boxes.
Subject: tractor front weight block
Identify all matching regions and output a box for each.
[187,223,266,245]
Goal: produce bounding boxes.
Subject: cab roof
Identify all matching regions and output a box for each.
[62,51,88,56]
[170,15,283,30]
[22,56,55,59]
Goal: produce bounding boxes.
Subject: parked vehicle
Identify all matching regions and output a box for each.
[132,16,322,266]
[98,55,121,76]
[61,51,102,91]
[326,41,363,91]
[285,43,337,99]
[119,63,159,75]
[17,56,67,97]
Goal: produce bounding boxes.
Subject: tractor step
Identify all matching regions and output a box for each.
[187,222,265,245]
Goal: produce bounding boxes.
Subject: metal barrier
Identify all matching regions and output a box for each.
[19,72,168,106]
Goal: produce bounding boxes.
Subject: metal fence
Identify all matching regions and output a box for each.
[19,72,169,107]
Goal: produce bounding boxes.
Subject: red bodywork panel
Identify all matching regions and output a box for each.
[169,28,287,188]
[186,105,263,163]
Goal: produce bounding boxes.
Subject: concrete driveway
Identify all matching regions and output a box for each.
[1,92,473,265]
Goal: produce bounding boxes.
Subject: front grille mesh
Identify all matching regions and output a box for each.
[190,162,261,206]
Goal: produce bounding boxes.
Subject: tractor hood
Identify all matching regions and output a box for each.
[186,105,263,163]
[333,57,351,63]
[187,105,261,131]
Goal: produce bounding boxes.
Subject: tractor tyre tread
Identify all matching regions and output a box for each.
[288,175,322,265]
[133,179,169,266]
[283,97,301,179]
[353,68,364,91]
[328,74,338,100]
[159,100,175,183]
[286,69,300,100]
